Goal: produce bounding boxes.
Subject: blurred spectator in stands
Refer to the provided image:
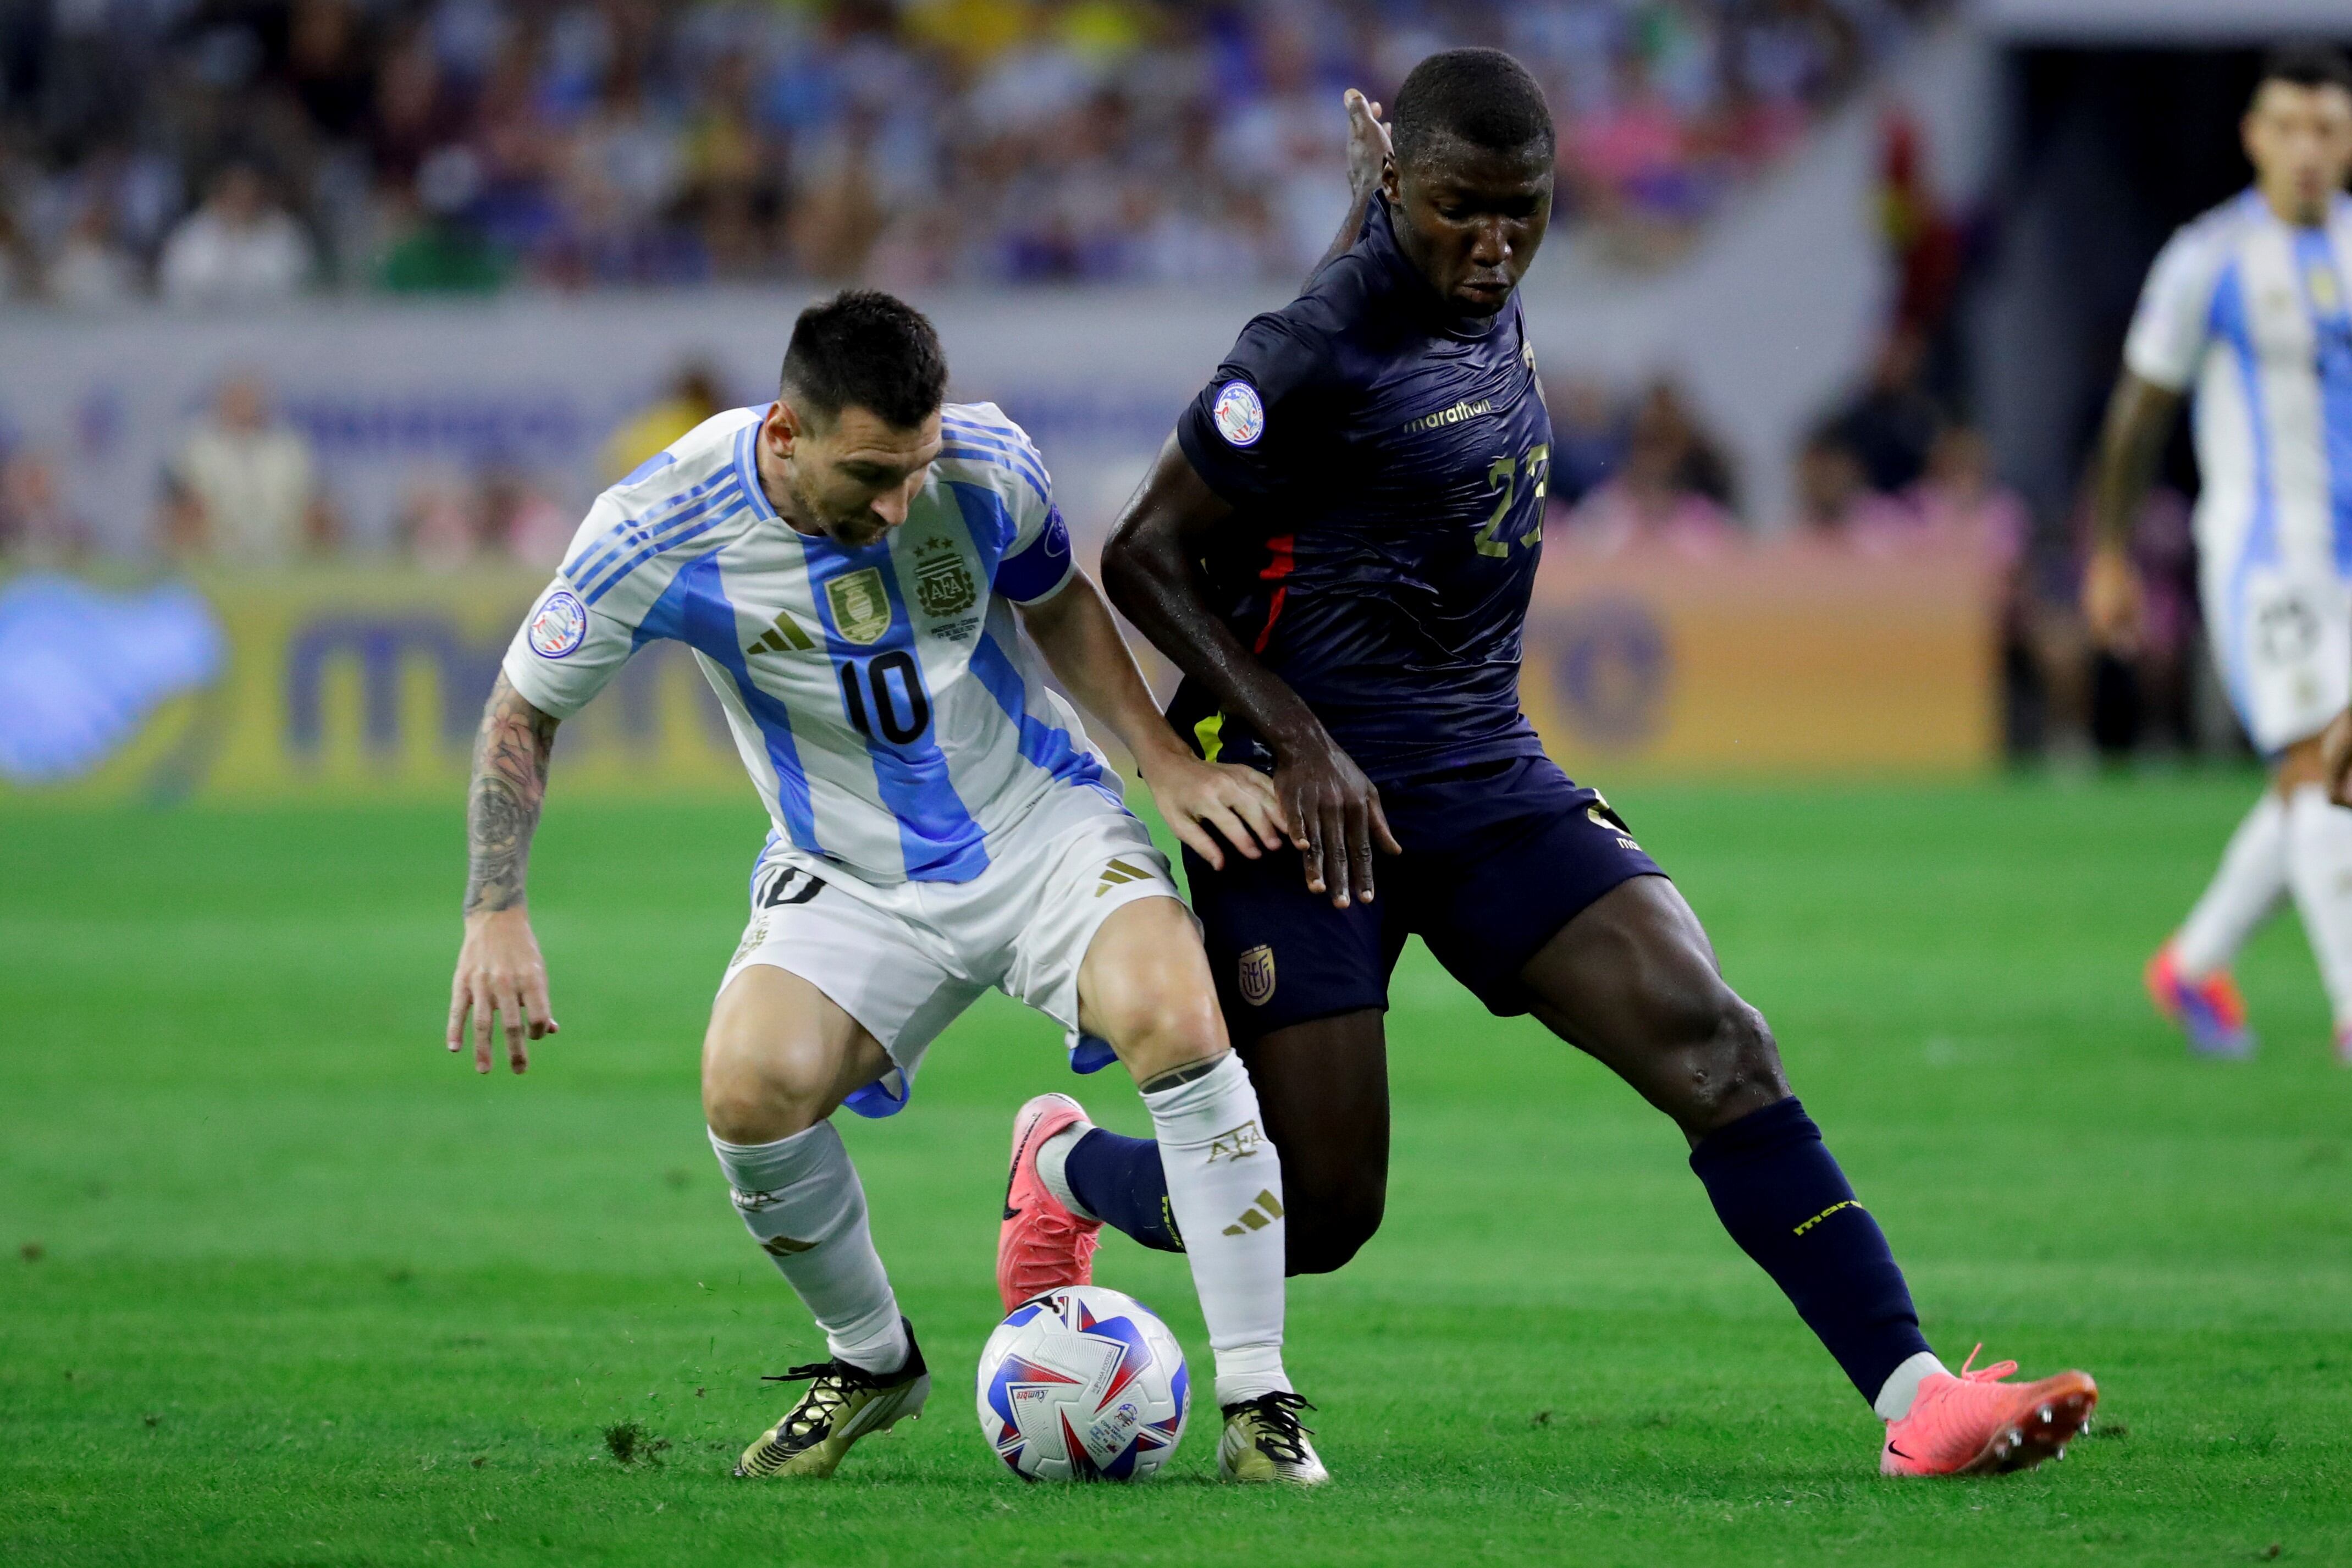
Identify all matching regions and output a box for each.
[377,146,509,294]
[1567,379,1741,554]
[0,450,91,565]
[1791,425,1911,539]
[1820,327,1943,494]
[396,468,481,572]
[285,0,378,146]
[1908,425,2027,562]
[47,199,141,309]
[601,362,731,485]
[163,376,334,562]
[1547,376,1630,510]
[481,467,575,570]
[0,202,34,302]
[159,165,314,307]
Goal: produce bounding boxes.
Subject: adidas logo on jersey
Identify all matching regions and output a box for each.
[1095,857,1153,897]
[746,610,816,656]
[1221,1189,1285,1236]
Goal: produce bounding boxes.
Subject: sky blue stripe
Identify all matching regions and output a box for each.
[564,468,743,585]
[2292,228,2352,575]
[2212,262,2275,731]
[571,476,742,589]
[944,479,1019,575]
[634,553,822,852]
[578,483,741,597]
[580,498,738,605]
[733,419,779,522]
[968,630,1111,796]
[801,536,989,882]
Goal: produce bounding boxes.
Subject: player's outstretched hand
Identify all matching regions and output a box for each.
[2082,543,2144,654]
[2325,708,2352,809]
[1139,747,1289,872]
[1273,732,1403,909]
[1341,88,1392,200]
[448,908,557,1076]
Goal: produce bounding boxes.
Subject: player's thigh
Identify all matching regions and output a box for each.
[1518,874,1788,1138]
[1073,893,1228,1082]
[702,965,893,1142]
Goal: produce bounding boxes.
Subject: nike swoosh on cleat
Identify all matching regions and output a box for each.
[1886,1444,1913,1461]
[1002,1203,1021,1221]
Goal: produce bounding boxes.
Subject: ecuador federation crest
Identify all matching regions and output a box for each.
[1236,943,1276,1007]
[825,567,892,645]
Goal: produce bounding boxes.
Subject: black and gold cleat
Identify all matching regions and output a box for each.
[733,1319,930,1479]
[1217,1392,1330,1486]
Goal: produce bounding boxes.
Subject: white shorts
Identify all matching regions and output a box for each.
[719,781,1187,1116]
[2206,564,2352,754]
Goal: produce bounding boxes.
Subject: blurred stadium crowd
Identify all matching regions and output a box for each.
[0,0,1944,302]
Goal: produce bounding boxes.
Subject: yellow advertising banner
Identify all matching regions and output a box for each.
[0,545,1996,804]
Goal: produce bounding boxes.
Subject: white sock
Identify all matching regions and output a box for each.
[2174,792,2288,978]
[1873,1349,1951,1421]
[1037,1121,1097,1221]
[1141,1054,1290,1406]
[2284,785,2352,1027]
[709,1123,908,1373]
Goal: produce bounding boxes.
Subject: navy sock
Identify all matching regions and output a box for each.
[1063,1129,1185,1253]
[1688,1097,1931,1405]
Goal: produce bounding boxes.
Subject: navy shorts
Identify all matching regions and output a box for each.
[1184,754,1664,1038]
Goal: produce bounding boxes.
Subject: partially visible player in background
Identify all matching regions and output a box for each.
[2088,45,2352,1063]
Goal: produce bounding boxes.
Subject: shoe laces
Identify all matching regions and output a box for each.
[1229,1392,1317,1464]
[1955,1344,2018,1384]
[760,1359,885,1439]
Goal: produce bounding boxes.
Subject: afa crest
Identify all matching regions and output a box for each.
[913,539,978,619]
[825,567,892,645]
[1237,943,1276,1007]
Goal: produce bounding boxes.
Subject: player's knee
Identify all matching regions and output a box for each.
[702,1047,833,1145]
[1679,993,1788,1132]
[1097,967,1227,1085]
[1283,1174,1384,1276]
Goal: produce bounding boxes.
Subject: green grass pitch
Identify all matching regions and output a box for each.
[4,775,2350,1566]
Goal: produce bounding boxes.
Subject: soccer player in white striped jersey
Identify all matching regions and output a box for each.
[2088,45,2352,1065]
[444,291,1327,1483]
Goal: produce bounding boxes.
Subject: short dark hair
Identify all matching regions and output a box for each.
[779,289,947,430]
[2257,42,2352,100]
[1391,48,1556,170]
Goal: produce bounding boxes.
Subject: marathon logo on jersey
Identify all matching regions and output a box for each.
[1236,943,1276,1006]
[1212,380,1265,447]
[826,568,892,645]
[527,588,588,659]
[1402,397,1494,435]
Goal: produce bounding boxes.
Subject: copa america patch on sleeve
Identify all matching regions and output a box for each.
[1211,379,1265,447]
[528,588,588,659]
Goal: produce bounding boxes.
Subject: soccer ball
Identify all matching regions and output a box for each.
[975,1285,1190,1482]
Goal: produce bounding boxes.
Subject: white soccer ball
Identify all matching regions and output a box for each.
[975,1285,1190,1482]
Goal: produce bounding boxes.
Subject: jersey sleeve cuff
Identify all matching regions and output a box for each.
[500,647,587,721]
[2122,343,2192,394]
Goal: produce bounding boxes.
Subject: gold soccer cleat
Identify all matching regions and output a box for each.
[733,1320,930,1479]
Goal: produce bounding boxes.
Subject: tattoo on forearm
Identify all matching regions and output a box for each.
[463,673,557,914]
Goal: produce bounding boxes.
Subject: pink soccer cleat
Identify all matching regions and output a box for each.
[2336,1024,2352,1068]
[1880,1346,2097,1477]
[2145,944,2254,1058]
[997,1093,1101,1313]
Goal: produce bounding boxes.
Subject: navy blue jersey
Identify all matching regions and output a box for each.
[1172,195,1554,783]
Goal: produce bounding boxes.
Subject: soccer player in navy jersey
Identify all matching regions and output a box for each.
[997,49,2098,1477]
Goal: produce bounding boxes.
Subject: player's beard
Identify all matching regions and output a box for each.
[786,467,891,549]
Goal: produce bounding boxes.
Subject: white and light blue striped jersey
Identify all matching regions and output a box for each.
[501,402,1119,887]
[2125,189,2352,582]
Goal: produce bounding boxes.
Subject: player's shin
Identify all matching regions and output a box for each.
[2174,791,2287,978]
[709,1122,909,1374]
[2284,785,2352,1034]
[1139,1053,1290,1405]
[1688,1097,1941,1411]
